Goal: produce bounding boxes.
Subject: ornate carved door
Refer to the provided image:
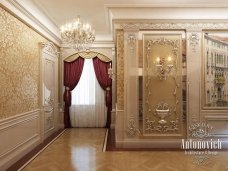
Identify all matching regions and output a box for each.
[40,42,59,139]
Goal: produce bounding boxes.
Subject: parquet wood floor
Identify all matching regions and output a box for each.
[21,128,228,171]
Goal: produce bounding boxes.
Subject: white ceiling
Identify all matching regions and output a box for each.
[27,0,228,41]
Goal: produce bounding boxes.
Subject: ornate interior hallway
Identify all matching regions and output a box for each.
[20,129,228,171]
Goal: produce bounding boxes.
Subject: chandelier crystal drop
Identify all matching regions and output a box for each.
[60,16,95,50]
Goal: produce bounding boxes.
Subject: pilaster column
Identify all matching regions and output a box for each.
[124,29,139,138]
[186,29,202,136]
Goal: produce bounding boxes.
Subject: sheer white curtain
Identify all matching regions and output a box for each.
[70,59,107,127]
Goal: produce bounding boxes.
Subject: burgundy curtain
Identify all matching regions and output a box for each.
[63,57,84,128]
[93,57,112,128]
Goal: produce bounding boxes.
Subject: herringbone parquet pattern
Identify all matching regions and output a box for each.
[22,129,228,171]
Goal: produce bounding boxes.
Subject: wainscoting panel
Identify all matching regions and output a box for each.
[0,110,41,170]
[205,115,228,138]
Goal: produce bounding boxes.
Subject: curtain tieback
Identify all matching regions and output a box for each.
[64,87,71,106]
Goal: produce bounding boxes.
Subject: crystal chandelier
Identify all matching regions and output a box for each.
[60,16,95,50]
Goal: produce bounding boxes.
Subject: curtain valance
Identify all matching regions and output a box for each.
[64,51,111,63]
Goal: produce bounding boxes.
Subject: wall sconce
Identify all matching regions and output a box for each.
[155,56,173,80]
[108,63,115,80]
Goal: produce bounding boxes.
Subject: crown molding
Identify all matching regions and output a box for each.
[61,40,115,49]
[1,0,61,46]
[104,3,228,8]
[114,20,228,30]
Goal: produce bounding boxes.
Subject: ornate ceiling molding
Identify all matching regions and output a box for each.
[115,22,228,31]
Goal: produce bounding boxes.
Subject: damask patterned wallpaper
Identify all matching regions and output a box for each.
[0,7,47,119]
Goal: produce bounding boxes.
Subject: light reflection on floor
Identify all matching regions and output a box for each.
[71,147,96,171]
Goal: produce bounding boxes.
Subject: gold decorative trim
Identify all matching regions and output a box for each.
[116,30,124,110]
[126,118,138,137]
[145,117,179,133]
[145,102,179,133]
[64,50,111,62]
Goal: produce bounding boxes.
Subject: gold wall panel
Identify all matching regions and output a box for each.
[0,7,47,119]
[143,34,183,136]
[116,30,124,110]
[138,40,143,68]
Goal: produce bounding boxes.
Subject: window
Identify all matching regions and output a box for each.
[71,59,95,105]
[70,59,106,127]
